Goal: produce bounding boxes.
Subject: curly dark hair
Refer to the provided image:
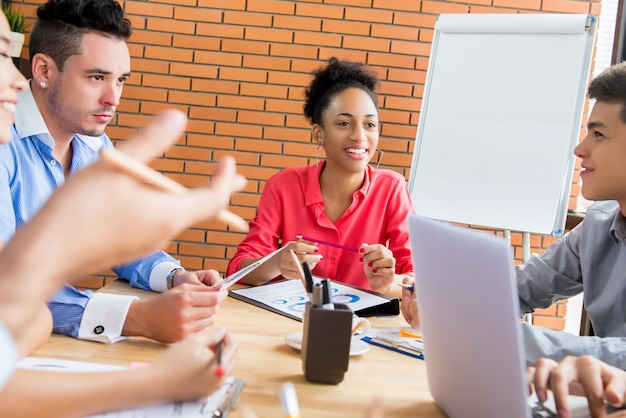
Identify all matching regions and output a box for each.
[304,57,380,125]
[588,62,626,124]
[29,0,131,71]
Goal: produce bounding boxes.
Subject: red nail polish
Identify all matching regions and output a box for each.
[368,262,373,268]
[314,247,319,253]
[359,248,365,253]
[373,269,378,274]
[359,257,363,262]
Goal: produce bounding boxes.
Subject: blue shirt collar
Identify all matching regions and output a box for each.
[14,84,104,153]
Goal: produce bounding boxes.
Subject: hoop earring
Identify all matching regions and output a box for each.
[375,149,384,169]
[315,144,321,167]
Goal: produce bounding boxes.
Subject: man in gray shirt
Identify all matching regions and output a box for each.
[401,62,626,369]
[518,200,626,367]
[516,62,626,368]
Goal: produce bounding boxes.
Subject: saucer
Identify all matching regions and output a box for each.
[285,332,370,356]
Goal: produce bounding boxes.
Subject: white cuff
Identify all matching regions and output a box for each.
[0,321,17,389]
[77,293,138,344]
[149,262,185,293]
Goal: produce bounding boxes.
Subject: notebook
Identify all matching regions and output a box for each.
[407,214,591,418]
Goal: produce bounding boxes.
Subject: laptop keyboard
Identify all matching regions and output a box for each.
[530,401,558,418]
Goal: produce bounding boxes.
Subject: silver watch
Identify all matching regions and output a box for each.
[166,268,184,290]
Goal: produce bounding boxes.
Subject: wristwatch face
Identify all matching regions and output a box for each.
[166,268,182,289]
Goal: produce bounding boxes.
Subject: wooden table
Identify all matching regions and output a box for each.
[32,280,444,418]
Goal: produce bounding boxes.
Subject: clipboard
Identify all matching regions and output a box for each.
[222,246,288,288]
[362,328,424,360]
[17,357,246,417]
[229,278,399,322]
[204,377,245,418]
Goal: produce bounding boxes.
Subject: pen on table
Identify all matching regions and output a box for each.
[215,339,224,377]
[280,382,301,418]
[99,147,249,232]
[300,235,359,253]
[321,278,334,310]
[351,320,367,336]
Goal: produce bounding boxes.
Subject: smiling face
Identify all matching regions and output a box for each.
[574,100,626,210]
[313,87,379,175]
[39,31,130,141]
[0,15,27,143]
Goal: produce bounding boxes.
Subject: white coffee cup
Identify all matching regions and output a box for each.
[350,316,371,343]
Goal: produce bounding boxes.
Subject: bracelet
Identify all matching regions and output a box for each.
[166,268,184,290]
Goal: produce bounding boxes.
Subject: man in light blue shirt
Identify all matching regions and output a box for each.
[0,0,226,344]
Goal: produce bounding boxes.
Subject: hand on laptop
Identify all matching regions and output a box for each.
[529,355,626,418]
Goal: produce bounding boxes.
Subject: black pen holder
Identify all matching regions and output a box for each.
[301,302,352,384]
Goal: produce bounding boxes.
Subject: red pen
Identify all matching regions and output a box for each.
[215,339,224,377]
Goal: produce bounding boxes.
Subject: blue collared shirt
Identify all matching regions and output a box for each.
[0,86,180,340]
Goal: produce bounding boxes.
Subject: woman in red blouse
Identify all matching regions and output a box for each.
[227,57,415,297]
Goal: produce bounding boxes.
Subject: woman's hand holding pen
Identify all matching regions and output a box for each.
[279,238,322,280]
[360,244,397,293]
[150,327,237,402]
[400,277,420,329]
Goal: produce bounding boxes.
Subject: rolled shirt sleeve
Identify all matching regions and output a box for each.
[113,250,182,292]
[148,261,186,293]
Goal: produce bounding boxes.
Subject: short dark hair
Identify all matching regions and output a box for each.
[304,57,380,125]
[29,0,131,71]
[588,61,626,123]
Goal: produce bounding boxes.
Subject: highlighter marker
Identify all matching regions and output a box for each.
[321,279,334,310]
[399,328,423,339]
[302,262,314,294]
[312,283,323,307]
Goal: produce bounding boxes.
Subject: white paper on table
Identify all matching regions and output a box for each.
[16,357,242,417]
[230,275,391,321]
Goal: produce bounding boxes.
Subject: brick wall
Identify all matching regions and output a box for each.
[10,0,603,331]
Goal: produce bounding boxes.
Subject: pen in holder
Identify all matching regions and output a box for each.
[300,302,352,384]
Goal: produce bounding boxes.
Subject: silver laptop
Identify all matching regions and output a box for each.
[408,214,590,418]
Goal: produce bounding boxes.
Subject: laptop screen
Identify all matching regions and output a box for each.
[408,214,530,418]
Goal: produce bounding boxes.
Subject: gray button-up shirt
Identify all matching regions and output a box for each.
[516,200,626,367]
